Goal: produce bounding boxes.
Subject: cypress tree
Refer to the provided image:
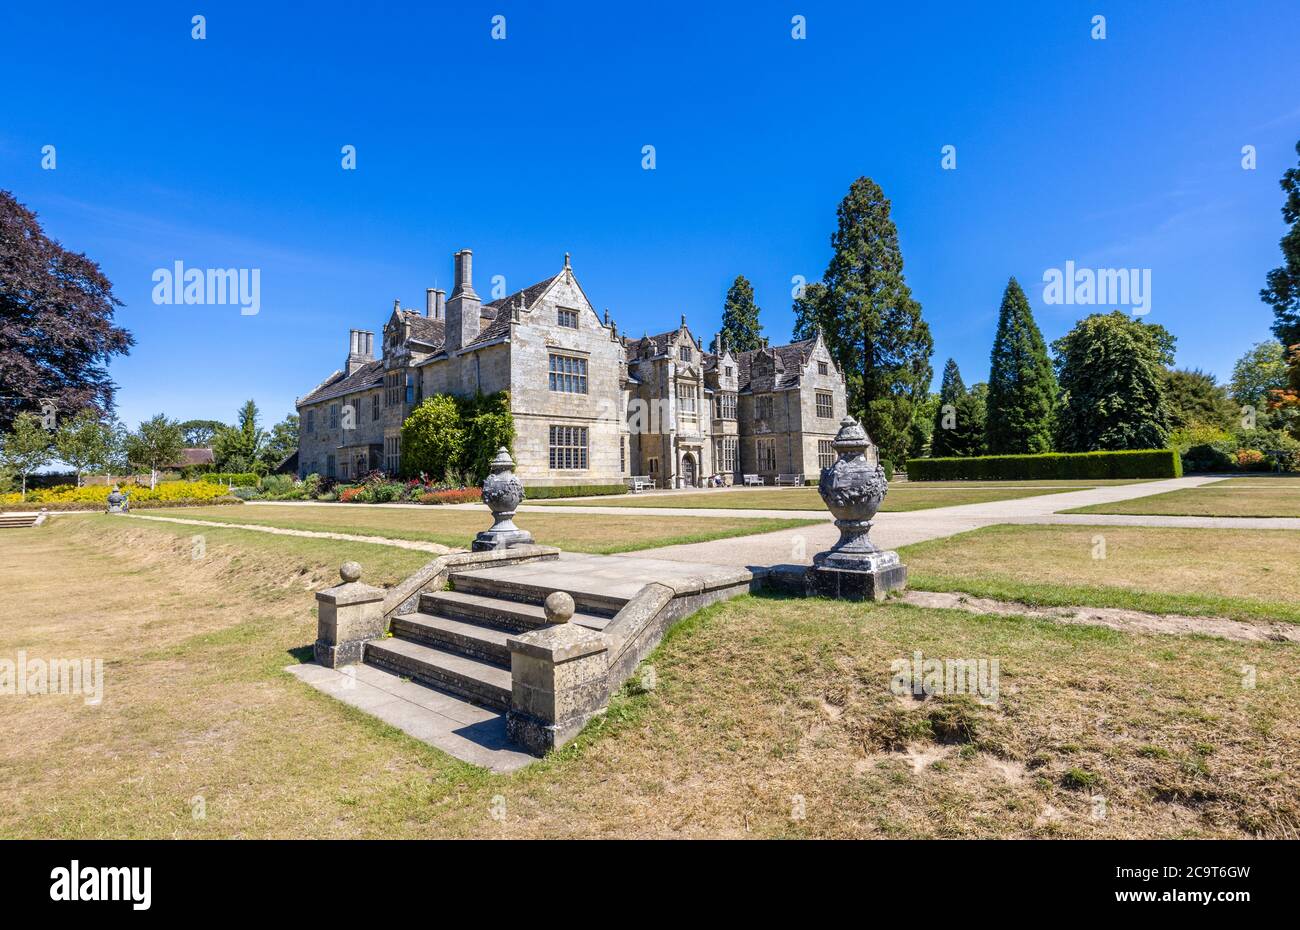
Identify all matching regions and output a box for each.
[793,177,933,464]
[986,277,1057,454]
[930,359,967,457]
[718,275,764,353]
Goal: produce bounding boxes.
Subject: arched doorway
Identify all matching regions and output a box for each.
[681,453,697,488]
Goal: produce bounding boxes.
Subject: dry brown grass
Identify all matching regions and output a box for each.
[1065,485,1300,517]
[171,504,818,553]
[3,516,1297,838]
[537,485,1081,512]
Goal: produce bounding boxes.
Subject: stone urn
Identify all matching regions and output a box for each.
[472,447,535,551]
[809,416,906,600]
[106,485,129,514]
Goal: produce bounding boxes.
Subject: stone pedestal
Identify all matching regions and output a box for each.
[506,621,608,754]
[806,556,908,602]
[472,447,535,552]
[314,561,385,667]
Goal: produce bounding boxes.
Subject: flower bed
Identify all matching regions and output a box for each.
[0,480,240,510]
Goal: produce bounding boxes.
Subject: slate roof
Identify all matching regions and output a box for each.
[299,358,384,405]
[733,338,817,392]
[468,274,559,348]
[405,313,445,347]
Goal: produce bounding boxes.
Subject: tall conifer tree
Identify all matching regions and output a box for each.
[718,275,764,353]
[986,277,1057,454]
[793,177,933,463]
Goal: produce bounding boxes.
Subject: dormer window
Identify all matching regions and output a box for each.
[558,308,579,329]
[679,345,691,363]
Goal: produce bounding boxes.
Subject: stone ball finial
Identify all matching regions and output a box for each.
[544,591,575,624]
[340,561,362,584]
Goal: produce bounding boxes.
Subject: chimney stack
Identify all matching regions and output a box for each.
[452,249,477,297]
[346,329,374,375]
[434,288,446,320]
[444,249,481,353]
[426,288,436,318]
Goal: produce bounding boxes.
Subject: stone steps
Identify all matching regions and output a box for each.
[419,589,611,633]
[0,514,40,528]
[390,612,513,665]
[449,570,627,617]
[364,636,512,711]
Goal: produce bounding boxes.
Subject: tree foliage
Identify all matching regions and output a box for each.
[0,189,134,432]
[1053,312,1176,452]
[1229,339,1289,410]
[792,177,933,463]
[54,409,113,486]
[718,275,764,353]
[401,394,466,482]
[1161,368,1236,431]
[124,414,185,489]
[0,411,53,493]
[986,277,1057,454]
[179,419,227,448]
[1261,140,1300,348]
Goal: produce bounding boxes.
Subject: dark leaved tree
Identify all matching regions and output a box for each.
[986,277,1057,454]
[0,190,133,431]
[1261,140,1300,348]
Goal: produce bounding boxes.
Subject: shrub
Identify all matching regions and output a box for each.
[230,486,262,500]
[905,449,1182,481]
[524,484,628,499]
[418,487,483,505]
[1181,443,1235,473]
[0,480,237,509]
[337,486,364,503]
[880,459,894,481]
[1235,448,1268,470]
[400,391,515,482]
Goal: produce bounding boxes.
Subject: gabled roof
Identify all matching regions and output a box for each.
[484,274,559,316]
[299,358,384,405]
[405,313,445,348]
[734,338,817,392]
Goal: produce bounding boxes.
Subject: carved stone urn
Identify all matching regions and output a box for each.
[472,447,535,551]
[106,485,129,515]
[809,416,907,600]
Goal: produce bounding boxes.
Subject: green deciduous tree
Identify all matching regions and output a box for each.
[792,177,933,464]
[261,413,299,472]
[179,418,227,448]
[1229,339,1289,410]
[54,409,113,486]
[718,275,764,353]
[125,414,185,489]
[1162,368,1236,431]
[986,277,1057,454]
[1053,311,1176,452]
[1261,140,1300,348]
[0,411,53,493]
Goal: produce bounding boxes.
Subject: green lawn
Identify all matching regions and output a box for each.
[1064,485,1300,518]
[536,484,1082,512]
[900,523,1300,625]
[1206,476,1300,487]
[6,516,1296,838]
[160,503,820,555]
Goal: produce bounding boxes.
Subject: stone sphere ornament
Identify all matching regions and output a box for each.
[544,591,575,624]
[339,561,363,584]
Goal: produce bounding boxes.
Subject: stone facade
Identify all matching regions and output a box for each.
[297,249,856,487]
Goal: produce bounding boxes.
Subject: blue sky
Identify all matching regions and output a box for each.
[2,0,1298,430]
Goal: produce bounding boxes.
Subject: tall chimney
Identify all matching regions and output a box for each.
[452,249,477,297]
[444,249,481,353]
[434,288,445,320]
[346,329,373,375]
[426,288,436,318]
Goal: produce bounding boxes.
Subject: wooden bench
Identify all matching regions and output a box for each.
[775,473,804,487]
[742,474,764,486]
[628,476,655,493]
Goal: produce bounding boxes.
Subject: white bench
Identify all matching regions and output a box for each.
[628,476,655,493]
[742,474,764,486]
[775,473,803,487]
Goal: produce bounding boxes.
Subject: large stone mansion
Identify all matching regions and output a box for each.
[296,249,853,488]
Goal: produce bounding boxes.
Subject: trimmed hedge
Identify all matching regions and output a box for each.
[525,484,628,499]
[200,472,260,488]
[905,449,1182,481]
